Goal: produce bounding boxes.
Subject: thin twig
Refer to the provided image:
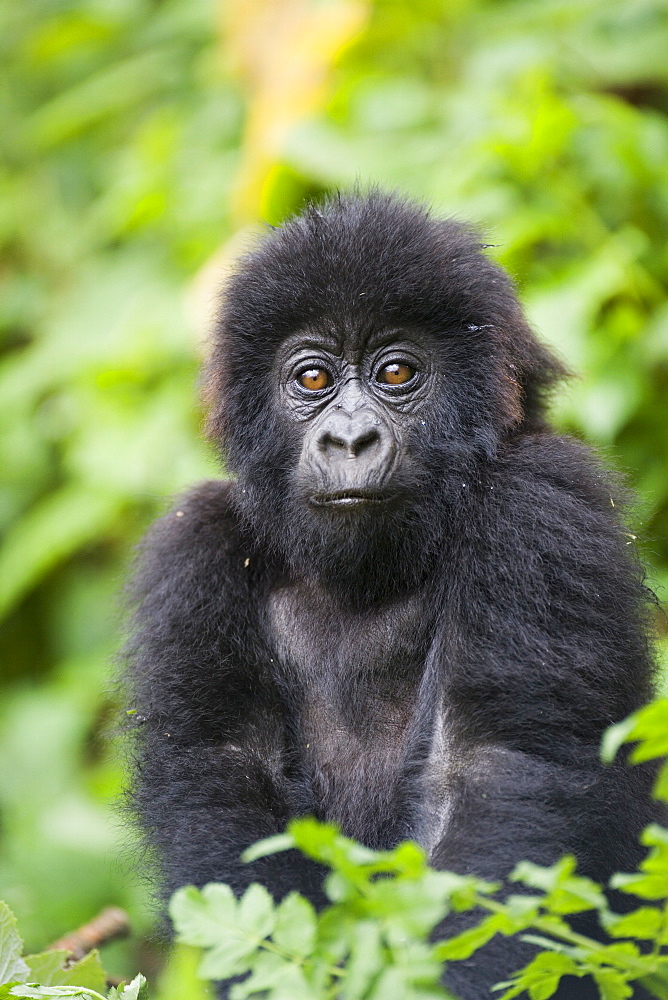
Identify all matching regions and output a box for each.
[48,907,131,962]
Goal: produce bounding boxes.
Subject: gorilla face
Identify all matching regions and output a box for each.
[259,326,444,601]
[276,328,436,514]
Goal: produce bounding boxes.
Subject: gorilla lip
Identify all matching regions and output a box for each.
[311,490,389,508]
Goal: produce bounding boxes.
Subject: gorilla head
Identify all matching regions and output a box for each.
[205,193,565,599]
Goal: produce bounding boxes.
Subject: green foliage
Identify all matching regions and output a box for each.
[167,814,668,999]
[0,902,145,1000]
[602,698,668,802]
[163,704,668,998]
[171,823,467,999]
[0,0,223,965]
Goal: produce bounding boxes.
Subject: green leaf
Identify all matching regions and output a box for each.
[242,834,295,864]
[0,903,29,986]
[152,945,209,1000]
[611,872,668,901]
[322,871,351,904]
[500,895,543,928]
[518,934,576,955]
[341,920,383,1000]
[272,894,317,958]
[603,906,663,940]
[435,915,504,961]
[8,987,104,998]
[263,964,313,1000]
[642,824,668,850]
[600,942,643,964]
[510,857,577,892]
[367,873,451,934]
[198,936,255,981]
[229,952,286,999]
[288,818,377,867]
[365,963,445,1000]
[386,841,429,877]
[54,954,106,994]
[21,955,70,989]
[631,702,668,749]
[446,873,499,912]
[151,944,211,1000]
[653,762,668,804]
[106,974,147,999]
[229,952,318,1000]
[510,857,605,913]
[23,952,105,993]
[591,968,633,1000]
[638,968,668,1000]
[170,884,275,981]
[496,952,580,1000]
[601,715,639,764]
[170,884,238,947]
[238,884,276,941]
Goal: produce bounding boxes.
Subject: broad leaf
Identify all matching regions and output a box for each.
[0,904,29,987]
[272,894,317,958]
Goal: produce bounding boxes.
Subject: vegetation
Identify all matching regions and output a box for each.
[4,699,668,999]
[163,698,668,999]
[1,0,667,986]
[0,900,145,999]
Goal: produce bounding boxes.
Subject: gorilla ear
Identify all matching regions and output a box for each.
[202,325,234,453]
[506,316,570,430]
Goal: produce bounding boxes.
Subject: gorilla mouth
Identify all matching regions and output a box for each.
[311,490,390,508]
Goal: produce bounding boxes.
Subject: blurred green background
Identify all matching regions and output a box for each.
[1,0,667,981]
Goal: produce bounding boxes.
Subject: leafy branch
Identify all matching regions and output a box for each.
[0,903,145,1000]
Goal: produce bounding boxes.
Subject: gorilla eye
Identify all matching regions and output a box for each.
[297,367,331,391]
[377,362,415,386]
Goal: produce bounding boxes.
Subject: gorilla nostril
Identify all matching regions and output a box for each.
[320,427,380,457]
[351,429,380,457]
[319,431,346,453]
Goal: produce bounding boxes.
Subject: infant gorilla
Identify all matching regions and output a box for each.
[126,193,657,999]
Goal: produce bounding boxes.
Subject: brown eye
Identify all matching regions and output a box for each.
[377,362,415,386]
[298,368,331,391]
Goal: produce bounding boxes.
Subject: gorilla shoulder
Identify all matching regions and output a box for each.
[131,479,256,604]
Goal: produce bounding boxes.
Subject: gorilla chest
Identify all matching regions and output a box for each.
[267,580,431,699]
[267,582,433,841]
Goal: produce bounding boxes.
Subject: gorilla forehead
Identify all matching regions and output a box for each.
[209,192,568,451]
[221,192,519,349]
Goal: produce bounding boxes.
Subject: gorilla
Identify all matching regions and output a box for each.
[125,193,658,999]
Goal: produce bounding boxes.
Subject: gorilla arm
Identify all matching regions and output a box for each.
[422,434,658,1000]
[125,480,326,903]
[430,432,656,868]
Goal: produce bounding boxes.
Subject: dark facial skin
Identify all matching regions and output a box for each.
[276,329,436,509]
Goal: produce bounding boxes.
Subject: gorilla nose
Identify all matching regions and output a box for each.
[318,414,381,458]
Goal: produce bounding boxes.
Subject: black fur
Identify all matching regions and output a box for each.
[125,193,658,999]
